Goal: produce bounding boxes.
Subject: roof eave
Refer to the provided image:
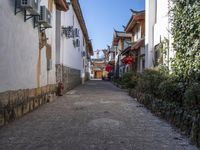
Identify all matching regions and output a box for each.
[125,10,145,33]
[55,0,69,11]
[71,0,93,56]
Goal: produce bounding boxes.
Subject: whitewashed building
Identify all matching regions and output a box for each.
[56,0,93,90]
[0,0,57,93]
[0,0,61,125]
[145,0,173,69]
[0,0,93,126]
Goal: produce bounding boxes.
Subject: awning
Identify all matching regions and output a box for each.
[132,39,144,50]
[121,46,131,55]
[55,0,69,11]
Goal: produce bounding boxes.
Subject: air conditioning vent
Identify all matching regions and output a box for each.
[73,39,80,48]
[73,28,79,37]
[73,39,76,47]
[75,39,80,47]
[81,51,86,57]
[20,0,39,15]
[38,6,52,28]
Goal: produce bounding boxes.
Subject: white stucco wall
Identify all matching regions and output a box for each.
[60,5,85,78]
[154,0,169,46]
[145,0,173,69]
[145,0,156,68]
[0,0,56,92]
[0,0,39,92]
[153,0,174,67]
[40,0,56,86]
[56,10,62,65]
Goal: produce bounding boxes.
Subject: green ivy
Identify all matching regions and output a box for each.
[171,0,200,84]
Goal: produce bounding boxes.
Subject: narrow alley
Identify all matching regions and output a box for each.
[0,80,198,150]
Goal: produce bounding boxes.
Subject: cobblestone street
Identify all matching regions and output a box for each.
[0,80,198,150]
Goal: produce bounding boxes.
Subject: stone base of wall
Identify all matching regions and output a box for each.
[129,89,200,148]
[56,64,81,93]
[56,64,62,83]
[0,84,56,127]
[63,66,81,92]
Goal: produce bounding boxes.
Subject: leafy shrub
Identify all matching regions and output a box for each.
[122,72,133,83]
[129,72,139,88]
[122,71,139,88]
[184,82,200,108]
[135,69,166,96]
[158,78,185,103]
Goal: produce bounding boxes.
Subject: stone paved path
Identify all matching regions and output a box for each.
[0,80,198,150]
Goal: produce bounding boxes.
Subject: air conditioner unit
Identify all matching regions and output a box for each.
[81,51,86,57]
[47,59,52,70]
[73,39,76,47]
[76,39,80,47]
[74,28,79,37]
[38,6,52,28]
[20,0,39,15]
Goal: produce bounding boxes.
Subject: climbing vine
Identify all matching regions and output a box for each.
[171,0,200,83]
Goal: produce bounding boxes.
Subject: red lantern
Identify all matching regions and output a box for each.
[105,65,113,72]
[126,56,133,64]
[121,56,134,64]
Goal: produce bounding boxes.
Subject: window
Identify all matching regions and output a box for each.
[134,29,137,42]
[138,26,141,39]
[134,26,141,42]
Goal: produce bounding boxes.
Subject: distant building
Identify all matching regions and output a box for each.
[91,58,106,79]
[124,10,145,73]
[56,0,93,90]
[112,30,132,77]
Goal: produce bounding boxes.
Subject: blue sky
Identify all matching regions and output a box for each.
[79,0,145,56]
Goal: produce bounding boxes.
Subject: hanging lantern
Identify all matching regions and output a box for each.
[121,56,134,64]
[105,64,113,72]
[126,56,133,64]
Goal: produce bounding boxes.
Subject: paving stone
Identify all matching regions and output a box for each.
[0,80,198,150]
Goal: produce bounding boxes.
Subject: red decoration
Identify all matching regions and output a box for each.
[105,65,113,72]
[121,56,134,64]
[57,82,64,96]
